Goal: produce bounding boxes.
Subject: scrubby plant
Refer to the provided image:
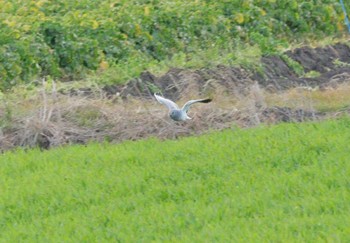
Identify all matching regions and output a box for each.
[0,0,348,89]
[280,54,305,76]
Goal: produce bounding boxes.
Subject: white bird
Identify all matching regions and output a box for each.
[154,93,212,121]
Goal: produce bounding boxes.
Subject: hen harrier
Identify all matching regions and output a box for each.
[154,93,212,121]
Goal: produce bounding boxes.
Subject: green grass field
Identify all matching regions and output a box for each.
[1,118,350,241]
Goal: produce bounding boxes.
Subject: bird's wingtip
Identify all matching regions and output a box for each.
[202,98,212,103]
[153,93,162,103]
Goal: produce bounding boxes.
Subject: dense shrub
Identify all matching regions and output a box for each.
[0,0,347,89]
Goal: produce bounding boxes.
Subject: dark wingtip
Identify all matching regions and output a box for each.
[201,98,212,103]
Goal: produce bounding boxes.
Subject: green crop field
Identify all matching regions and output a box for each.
[0,0,348,90]
[1,118,350,242]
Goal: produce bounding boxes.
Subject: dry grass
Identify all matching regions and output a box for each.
[0,82,233,151]
[266,81,350,112]
[1,79,349,151]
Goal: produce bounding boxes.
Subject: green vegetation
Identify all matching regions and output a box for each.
[0,0,348,90]
[280,54,304,76]
[334,58,350,68]
[304,70,321,78]
[1,118,350,241]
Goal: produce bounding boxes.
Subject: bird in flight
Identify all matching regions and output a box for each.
[154,93,212,121]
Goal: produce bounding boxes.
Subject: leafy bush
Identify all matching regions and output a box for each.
[0,0,348,89]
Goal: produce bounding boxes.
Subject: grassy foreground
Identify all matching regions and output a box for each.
[1,118,350,241]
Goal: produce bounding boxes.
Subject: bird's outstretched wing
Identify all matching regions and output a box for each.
[154,94,179,111]
[181,98,212,112]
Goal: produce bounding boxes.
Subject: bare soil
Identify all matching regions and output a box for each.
[1,43,350,151]
[103,43,350,100]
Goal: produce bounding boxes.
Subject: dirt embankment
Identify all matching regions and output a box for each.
[2,43,350,151]
[103,43,350,100]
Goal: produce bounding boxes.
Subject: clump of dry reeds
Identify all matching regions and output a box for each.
[2,77,347,152]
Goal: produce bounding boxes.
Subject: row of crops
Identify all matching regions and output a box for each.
[0,0,348,90]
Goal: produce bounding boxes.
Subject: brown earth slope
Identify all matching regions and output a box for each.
[103,43,350,100]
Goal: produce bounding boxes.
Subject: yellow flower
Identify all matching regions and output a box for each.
[144,6,150,16]
[92,20,99,29]
[99,60,109,71]
[235,13,244,24]
[337,22,344,31]
[135,24,142,36]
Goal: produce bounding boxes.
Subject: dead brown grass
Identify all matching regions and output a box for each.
[266,80,350,112]
[1,80,349,152]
